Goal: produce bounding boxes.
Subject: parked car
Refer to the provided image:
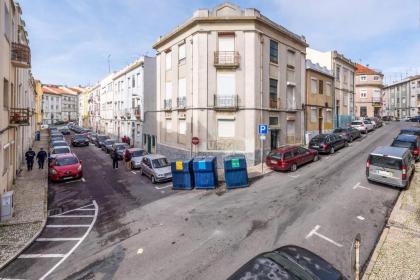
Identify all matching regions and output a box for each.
[71,134,89,147]
[111,143,130,159]
[382,116,392,121]
[366,146,415,188]
[95,135,109,147]
[102,139,116,153]
[333,127,361,142]
[48,153,83,182]
[266,145,318,172]
[49,146,72,161]
[139,154,172,183]
[59,128,71,135]
[88,132,98,143]
[391,134,420,161]
[50,134,65,142]
[409,116,420,122]
[399,127,420,137]
[308,133,348,154]
[366,117,382,128]
[125,148,147,169]
[350,120,374,133]
[50,140,69,149]
[227,245,344,280]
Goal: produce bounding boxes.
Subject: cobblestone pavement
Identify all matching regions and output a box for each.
[0,130,48,269]
[364,161,420,280]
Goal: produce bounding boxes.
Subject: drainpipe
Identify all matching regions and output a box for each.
[260,33,264,171]
[190,37,194,158]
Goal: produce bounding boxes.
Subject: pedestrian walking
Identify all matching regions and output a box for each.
[25,148,36,171]
[111,149,119,169]
[124,149,132,170]
[36,148,48,169]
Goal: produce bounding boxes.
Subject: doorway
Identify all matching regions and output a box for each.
[270,129,279,150]
[318,108,323,134]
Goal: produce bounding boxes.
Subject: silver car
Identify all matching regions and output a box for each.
[126,148,147,169]
[366,146,415,188]
[139,154,172,183]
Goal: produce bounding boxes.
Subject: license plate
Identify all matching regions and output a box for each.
[377,170,392,177]
[62,176,73,180]
[312,146,319,148]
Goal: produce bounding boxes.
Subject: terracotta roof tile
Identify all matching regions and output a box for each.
[355,63,383,76]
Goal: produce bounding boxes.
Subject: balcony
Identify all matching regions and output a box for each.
[11,42,31,68]
[134,106,141,120]
[214,51,240,68]
[269,97,280,109]
[177,96,187,109]
[286,100,298,111]
[164,99,172,111]
[214,94,238,110]
[9,108,30,126]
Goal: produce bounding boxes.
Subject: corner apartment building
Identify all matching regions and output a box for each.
[354,64,383,118]
[1,0,37,196]
[153,3,307,166]
[383,75,420,118]
[94,56,156,152]
[306,48,356,128]
[41,85,80,124]
[305,60,334,142]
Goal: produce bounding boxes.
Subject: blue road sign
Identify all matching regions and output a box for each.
[258,124,268,135]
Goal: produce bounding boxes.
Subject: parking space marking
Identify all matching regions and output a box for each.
[131,171,137,174]
[155,184,172,190]
[288,174,300,178]
[37,237,82,241]
[49,215,95,218]
[352,182,372,191]
[357,216,365,221]
[64,179,83,184]
[46,225,90,228]
[39,200,99,280]
[305,225,343,247]
[19,254,65,259]
[81,177,86,182]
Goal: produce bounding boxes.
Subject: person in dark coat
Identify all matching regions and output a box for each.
[25,148,36,171]
[36,148,48,169]
[111,149,119,169]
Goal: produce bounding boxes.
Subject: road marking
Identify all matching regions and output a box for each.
[39,200,99,280]
[46,224,90,228]
[49,215,95,218]
[155,184,172,190]
[137,248,144,255]
[352,182,372,191]
[81,177,86,182]
[305,225,343,247]
[36,238,82,241]
[289,175,299,178]
[131,171,137,174]
[49,205,95,217]
[0,278,27,280]
[357,216,365,221]
[19,254,65,258]
[64,179,82,184]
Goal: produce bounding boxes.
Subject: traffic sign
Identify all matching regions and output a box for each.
[192,137,199,145]
[260,135,266,140]
[258,124,268,135]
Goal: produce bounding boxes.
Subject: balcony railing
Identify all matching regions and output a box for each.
[11,42,31,68]
[372,97,381,103]
[134,106,141,120]
[10,108,30,126]
[214,94,238,110]
[164,99,172,111]
[214,51,240,68]
[286,100,298,111]
[177,96,187,109]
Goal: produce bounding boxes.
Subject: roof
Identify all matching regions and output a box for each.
[306,60,333,77]
[370,146,408,158]
[355,63,383,76]
[384,74,420,88]
[42,84,85,95]
[395,134,418,142]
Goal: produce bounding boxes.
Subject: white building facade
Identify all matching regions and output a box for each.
[383,75,420,118]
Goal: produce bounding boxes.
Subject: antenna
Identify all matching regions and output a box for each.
[107,54,111,73]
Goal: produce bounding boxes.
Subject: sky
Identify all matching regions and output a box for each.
[19,0,420,86]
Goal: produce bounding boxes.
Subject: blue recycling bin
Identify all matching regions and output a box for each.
[224,154,249,189]
[171,159,194,190]
[35,131,40,141]
[193,156,218,189]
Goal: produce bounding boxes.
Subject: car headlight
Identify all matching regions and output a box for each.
[77,165,82,171]
[50,169,57,174]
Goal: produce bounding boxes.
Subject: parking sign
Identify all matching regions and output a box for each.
[258,124,268,135]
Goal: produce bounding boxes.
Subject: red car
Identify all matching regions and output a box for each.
[266,145,319,172]
[48,153,83,182]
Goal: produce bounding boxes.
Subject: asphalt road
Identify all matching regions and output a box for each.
[0,121,414,280]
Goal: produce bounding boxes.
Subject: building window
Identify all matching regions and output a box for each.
[336,65,341,81]
[360,75,367,81]
[373,76,379,81]
[310,78,317,94]
[218,35,234,52]
[178,78,186,97]
[2,145,9,176]
[178,43,186,61]
[326,82,331,96]
[166,119,172,131]
[310,108,317,123]
[165,82,172,100]
[132,75,136,88]
[270,40,278,64]
[218,119,235,138]
[3,79,9,108]
[319,80,324,94]
[217,72,235,96]
[287,50,295,67]
[269,79,277,99]
[269,116,278,125]
[165,51,172,70]
[360,89,367,98]
[343,69,348,84]
[343,93,348,106]
[152,136,156,147]
[3,4,11,41]
[360,106,367,117]
[179,120,186,135]
[326,110,332,123]
[402,97,406,104]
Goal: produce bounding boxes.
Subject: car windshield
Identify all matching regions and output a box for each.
[132,150,145,157]
[333,129,345,133]
[152,158,170,168]
[116,145,127,150]
[268,152,282,160]
[98,136,108,141]
[52,142,67,147]
[392,140,415,149]
[311,135,326,143]
[351,121,362,125]
[105,140,115,145]
[55,157,78,166]
[53,148,70,154]
[370,155,402,170]
[74,135,87,140]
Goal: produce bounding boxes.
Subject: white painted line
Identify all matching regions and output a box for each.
[77,203,94,209]
[155,184,172,190]
[49,215,94,218]
[64,179,82,184]
[39,200,99,280]
[357,216,365,221]
[46,224,90,228]
[19,254,65,258]
[352,182,372,191]
[305,225,343,247]
[137,248,144,255]
[0,278,27,280]
[81,177,86,182]
[131,171,137,174]
[289,175,299,178]
[36,238,81,241]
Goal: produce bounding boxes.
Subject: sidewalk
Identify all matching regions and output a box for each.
[0,130,48,270]
[363,162,420,280]
[217,162,272,182]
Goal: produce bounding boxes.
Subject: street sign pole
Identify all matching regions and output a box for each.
[258,124,268,174]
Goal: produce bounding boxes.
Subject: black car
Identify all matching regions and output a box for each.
[59,128,70,135]
[391,134,420,161]
[71,134,89,147]
[409,116,420,122]
[95,135,109,148]
[309,133,348,154]
[228,245,344,280]
[399,127,420,137]
[333,127,361,142]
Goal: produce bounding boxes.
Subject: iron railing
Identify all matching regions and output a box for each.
[10,108,30,126]
[177,96,187,109]
[164,99,172,111]
[214,51,240,67]
[214,95,238,109]
[11,42,31,68]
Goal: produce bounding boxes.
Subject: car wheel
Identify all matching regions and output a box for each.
[345,141,349,147]
[151,175,156,184]
[330,147,335,154]
[290,163,297,172]
[313,155,319,162]
[349,136,353,143]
